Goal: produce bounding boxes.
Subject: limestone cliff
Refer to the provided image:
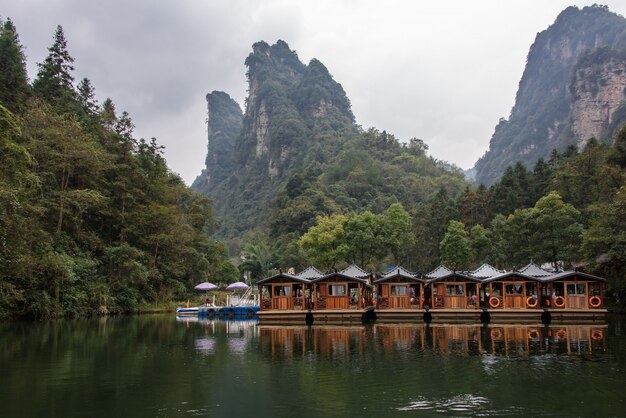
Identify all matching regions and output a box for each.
[570,48,626,148]
[193,40,358,237]
[474,5,626,186]
[192,91,242,194]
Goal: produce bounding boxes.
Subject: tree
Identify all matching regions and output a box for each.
[239,232,272,281]
[299,214,348,270]
[32,25,76,111]
[0,18,30,113]
[344,211,384,268]
[531,191,582,270]
[77,78,98,115]
[440,220,471,270]
[582,186,626,301]
[383,203,415,265]
[469,224,490,266]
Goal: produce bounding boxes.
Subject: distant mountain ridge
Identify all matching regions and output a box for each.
[474,5,626,185]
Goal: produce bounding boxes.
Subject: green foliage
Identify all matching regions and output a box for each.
[32,25,78,113]
[0,18,30,113]
[299,214,349,270]
[0,25,233,319]
[530,191,583,269]
[440,220,471,270]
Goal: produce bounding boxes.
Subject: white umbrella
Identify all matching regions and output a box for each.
[194,282,218,291]
[226,281,249,291]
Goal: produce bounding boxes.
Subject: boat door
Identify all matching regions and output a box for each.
[272,284,292,310]
[504,282,525,308]
[389,284,409,308]
[565,282,587,309]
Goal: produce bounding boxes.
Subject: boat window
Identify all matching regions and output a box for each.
[446,284,463,296]
[328,284,346,296]
[273,286,291,297]
[506,284,523,295]
[566,283,586,295]
[391,285,407,296]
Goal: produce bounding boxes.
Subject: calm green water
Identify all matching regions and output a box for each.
[1,315,624,418]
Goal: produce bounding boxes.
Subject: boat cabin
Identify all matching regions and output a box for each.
[374,266,424,309]
[540,270,606,309]
[481,271,543,309]
[425,265,482,309]
[258,267,323,311]
[312,264,374,310]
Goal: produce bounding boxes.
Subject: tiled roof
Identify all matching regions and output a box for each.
[470,263,504,279]
[425,265,453,279]
[539,270,606,283]
[338,264,370,278]
[382,266,416,279]
[519,262,553,278]
[374,266,422,283]
[481,270,541,283]
[296,266,325,280]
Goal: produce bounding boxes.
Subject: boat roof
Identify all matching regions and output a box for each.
[312,264,372,286]
[518,262,553,278]
[425,265,481,283]
[470,263,504,279]
[257,271,311,285]
[295,266,325,280]
[481,270,543,284]
[425,265,453,279]
[538,270,606,283]
[374,266,423,283]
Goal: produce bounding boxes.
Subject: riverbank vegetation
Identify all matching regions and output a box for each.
[0,22,237,319]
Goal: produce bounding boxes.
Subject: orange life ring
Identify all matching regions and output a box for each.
[555,328,567,339]
[589,296,602,308]
[591,329,604,340]
[491,328,503,339]
[489,296,501,308]
[528,329,540,339]
[526,296,538,308]
[554,296,565,308]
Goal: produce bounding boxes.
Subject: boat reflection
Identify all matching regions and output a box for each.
[258,323,607,359]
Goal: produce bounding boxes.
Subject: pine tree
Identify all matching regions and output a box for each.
[32,25,76,111]
[0,18,30,112]
[77,78,98,115]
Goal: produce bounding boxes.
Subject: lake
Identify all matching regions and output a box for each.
[1,315,624,417]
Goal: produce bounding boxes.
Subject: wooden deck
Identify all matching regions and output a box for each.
[257,309,312,325]
[376,308,428,323]
[546,308,608,323]
[258,307,376,325]
[428,309,483,323]
[258,306,608,325]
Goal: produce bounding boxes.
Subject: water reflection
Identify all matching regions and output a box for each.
[258,323,608,359]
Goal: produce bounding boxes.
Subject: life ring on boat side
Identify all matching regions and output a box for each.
[526,297,538,308]
[489,296,501,308]
[589,296,602,308]
[555,328,567,339]
[591,329,603,340]
[490,328,503,339]
[528,329,540,339]
[554,296,565,308]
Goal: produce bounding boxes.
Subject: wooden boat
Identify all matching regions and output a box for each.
[374,266,426,322]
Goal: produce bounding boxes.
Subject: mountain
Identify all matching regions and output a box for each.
[192,40,359,237]
[474,5,626,186]
[193,40,466,240]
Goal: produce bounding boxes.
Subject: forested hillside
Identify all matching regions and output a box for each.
[0,21,237,319]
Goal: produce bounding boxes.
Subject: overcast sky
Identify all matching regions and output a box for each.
[3,1,626,184]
